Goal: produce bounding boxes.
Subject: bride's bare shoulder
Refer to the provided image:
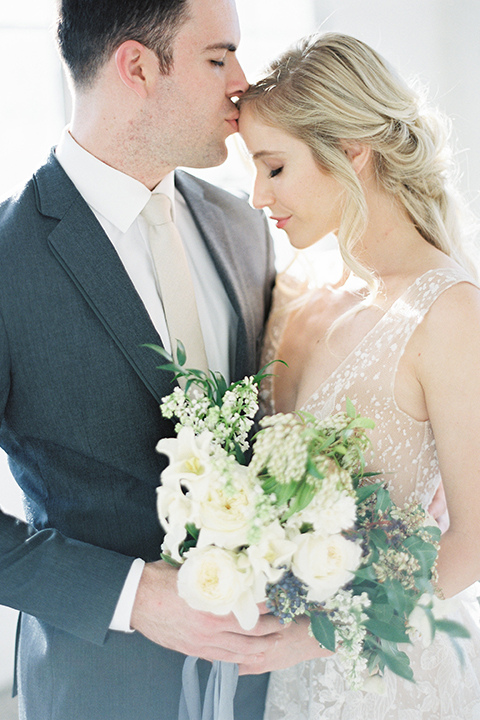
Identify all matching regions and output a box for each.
[416,277,480,344]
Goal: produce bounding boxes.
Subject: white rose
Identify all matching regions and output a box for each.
[408,604,434,647]
[177,545,264,629]
[408,593,458,647]
[247,521,297,583]
[196,466,256,550]
[362,673,386,694]
[292,532,363,603]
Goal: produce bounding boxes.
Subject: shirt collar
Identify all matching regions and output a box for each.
[55,126,176,232]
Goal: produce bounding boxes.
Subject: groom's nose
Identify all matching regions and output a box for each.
[226,54,249,99]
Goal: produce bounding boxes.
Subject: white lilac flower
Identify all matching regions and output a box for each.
[321,589,371,689]
[250,413,309,485]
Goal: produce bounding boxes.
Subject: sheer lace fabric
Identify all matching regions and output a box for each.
[262,268,480,720]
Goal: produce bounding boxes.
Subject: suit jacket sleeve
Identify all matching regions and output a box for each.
[0,302,135,644]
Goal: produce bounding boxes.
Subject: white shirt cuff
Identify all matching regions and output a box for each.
[109,557,145,632]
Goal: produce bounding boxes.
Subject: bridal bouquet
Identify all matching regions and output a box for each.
[148,343,468,690]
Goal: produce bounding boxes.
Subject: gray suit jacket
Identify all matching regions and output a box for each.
[0,152,275,719]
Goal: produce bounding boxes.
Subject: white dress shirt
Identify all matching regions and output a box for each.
[55,127,237,631]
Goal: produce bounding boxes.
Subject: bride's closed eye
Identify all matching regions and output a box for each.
[269,166,283,178]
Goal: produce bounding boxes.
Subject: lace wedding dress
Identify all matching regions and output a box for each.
[262,267,480,720]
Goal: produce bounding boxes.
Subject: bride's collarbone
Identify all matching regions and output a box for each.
[277,291,385,410]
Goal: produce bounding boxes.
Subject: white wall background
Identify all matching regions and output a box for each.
[0,0,479,698]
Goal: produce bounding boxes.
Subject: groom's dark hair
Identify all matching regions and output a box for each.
[56,0,190,88]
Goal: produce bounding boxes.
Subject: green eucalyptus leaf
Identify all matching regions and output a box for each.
[160,553,182,568]
[174,339,187,366]
[365,602,393,624]
[141,343,171,360]
[214,372,228,399]
[253,359,289,386]
[185,523,200,541]
[346,397,356,419]
[310,612,336,652]
[368,527,389,552]
[375,487,393,514]
[306,457,325,481]
[384,578,413,616]
[364,617,410,643]
[402,535,438,574]
[275,480,299,507]
[435,619,471,639]
[261,475,279,495]
[381,647,414,682]
[353,566,379,583]
[316,435,337,453]
[288,480,316,515]
[356,483,383,504]
[234,444,247,466]
[448,635,467,668]
[348,417,376,430]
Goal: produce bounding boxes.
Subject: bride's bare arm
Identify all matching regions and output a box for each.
[413,281,480,597]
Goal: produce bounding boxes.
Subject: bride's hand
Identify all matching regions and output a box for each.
[237,606,333,675]
[427,481,449,533]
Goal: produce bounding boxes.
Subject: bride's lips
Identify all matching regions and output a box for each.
[271,216,291,230]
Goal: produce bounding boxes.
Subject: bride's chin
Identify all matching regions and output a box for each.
[286,235,320,251]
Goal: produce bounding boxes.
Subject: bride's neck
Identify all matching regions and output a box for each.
[350,188,433,284]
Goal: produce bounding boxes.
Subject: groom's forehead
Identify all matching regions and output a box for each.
[173,0,241,53]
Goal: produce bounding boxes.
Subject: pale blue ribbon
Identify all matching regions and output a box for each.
[178,657,239,720]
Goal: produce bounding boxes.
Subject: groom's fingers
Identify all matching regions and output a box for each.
[130,560,284,662]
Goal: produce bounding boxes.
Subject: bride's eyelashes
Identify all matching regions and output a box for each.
[269,166,283,178]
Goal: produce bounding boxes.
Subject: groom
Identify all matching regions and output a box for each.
[0,0,282,717]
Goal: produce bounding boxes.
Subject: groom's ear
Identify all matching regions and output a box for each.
[341,142,371,175]
[115,40,157,100]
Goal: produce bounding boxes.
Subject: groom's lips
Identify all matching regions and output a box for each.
[226,116,239,131]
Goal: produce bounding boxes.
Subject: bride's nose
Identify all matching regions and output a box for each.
[251,176,274,210]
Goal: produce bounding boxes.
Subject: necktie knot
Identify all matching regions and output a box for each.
[141,193,173,227]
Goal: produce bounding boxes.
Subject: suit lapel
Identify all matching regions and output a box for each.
[34,154,173,403]
[175,171,255,377]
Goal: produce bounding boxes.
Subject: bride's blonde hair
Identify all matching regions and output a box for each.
[240,32,477,288]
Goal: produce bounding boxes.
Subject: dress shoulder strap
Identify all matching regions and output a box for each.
[379,267,477,363]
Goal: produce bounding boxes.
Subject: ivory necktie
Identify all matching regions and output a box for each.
[141,193,209,376]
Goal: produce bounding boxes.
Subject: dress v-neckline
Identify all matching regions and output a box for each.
[297,267,461,412]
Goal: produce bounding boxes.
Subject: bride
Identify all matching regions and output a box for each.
[238,33,480,719]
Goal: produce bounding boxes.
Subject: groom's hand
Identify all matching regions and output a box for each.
[238,606,332,675]
[130,560,283,665]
